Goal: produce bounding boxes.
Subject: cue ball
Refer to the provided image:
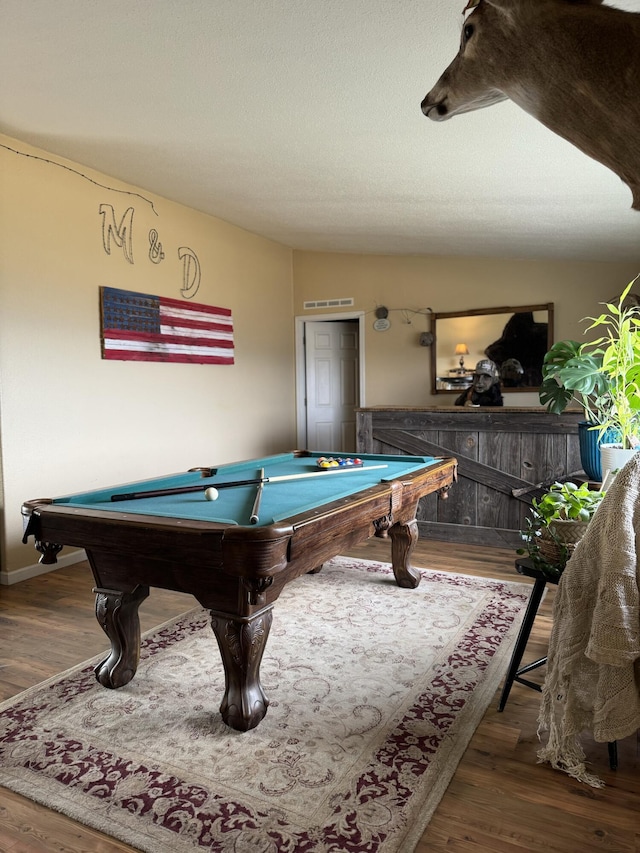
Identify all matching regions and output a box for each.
[204,487,219,501]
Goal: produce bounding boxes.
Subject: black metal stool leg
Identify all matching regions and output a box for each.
[498,576,547,711]
[608,741,618,770]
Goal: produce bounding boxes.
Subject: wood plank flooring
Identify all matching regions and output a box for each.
[1,538,638,852]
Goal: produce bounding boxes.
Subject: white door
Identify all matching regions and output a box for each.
[304,320,359,452]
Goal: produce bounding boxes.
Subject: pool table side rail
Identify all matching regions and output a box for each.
[284,457,456,569]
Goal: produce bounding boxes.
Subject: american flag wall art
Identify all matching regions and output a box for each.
[100,287,234,365]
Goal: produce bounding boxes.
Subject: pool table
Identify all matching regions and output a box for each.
[22,450,456,731]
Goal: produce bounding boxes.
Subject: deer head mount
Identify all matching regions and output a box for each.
[421,0,640,209]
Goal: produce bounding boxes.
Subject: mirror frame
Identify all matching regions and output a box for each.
[430,303,554,395]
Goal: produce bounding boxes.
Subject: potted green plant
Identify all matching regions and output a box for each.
[539,277,640,479]
[519,481,606,577]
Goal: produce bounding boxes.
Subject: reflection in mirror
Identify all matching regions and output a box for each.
[430,304,554,395]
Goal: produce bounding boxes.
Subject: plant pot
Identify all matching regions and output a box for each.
[578,422,619,481]
[539,518,590,568]
[599,444,639,482]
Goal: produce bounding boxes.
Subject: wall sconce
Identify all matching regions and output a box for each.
[454,342,469,372]
[373,305,391,332]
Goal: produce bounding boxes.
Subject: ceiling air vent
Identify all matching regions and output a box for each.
[303,298,354,310]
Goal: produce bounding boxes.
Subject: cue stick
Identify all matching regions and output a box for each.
[109,463,389,502]
[250,468,265,524]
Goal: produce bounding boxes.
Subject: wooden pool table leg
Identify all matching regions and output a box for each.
[93,585,150,689]
[388,518,421,589]
[209,606,274,732]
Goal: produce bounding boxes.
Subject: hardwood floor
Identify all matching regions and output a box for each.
[1,538,638,852]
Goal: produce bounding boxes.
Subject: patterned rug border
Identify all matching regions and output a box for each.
[0,557,530,853]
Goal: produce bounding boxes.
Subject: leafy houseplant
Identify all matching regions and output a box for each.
[539,277,640,477]
[519,481,606,577]
[540,278,640,447]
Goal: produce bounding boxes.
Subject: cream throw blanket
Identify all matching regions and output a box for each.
[537,453,640,787]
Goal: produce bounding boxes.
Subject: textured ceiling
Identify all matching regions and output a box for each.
[2,0,639,262]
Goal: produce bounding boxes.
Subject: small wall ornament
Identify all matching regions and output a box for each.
[373,305,390,332]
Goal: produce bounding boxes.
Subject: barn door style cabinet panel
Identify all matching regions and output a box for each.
[356,407,584,548]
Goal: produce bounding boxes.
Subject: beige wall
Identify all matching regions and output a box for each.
[3,135,639,581]
[292,252,640,407]
[0,135,296,579]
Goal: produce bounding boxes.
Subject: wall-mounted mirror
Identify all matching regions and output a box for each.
[430,303,554,395]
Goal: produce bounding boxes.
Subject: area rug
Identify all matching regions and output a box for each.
[0,556,529,853]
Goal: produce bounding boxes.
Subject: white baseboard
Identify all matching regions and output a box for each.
[1,549,87,585]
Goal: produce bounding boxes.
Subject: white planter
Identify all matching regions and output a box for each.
[599,444,639,484]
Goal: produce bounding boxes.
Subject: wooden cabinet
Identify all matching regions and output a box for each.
[356,407,584,548]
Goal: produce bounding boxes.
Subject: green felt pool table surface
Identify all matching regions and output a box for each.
[51,451,440,527]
